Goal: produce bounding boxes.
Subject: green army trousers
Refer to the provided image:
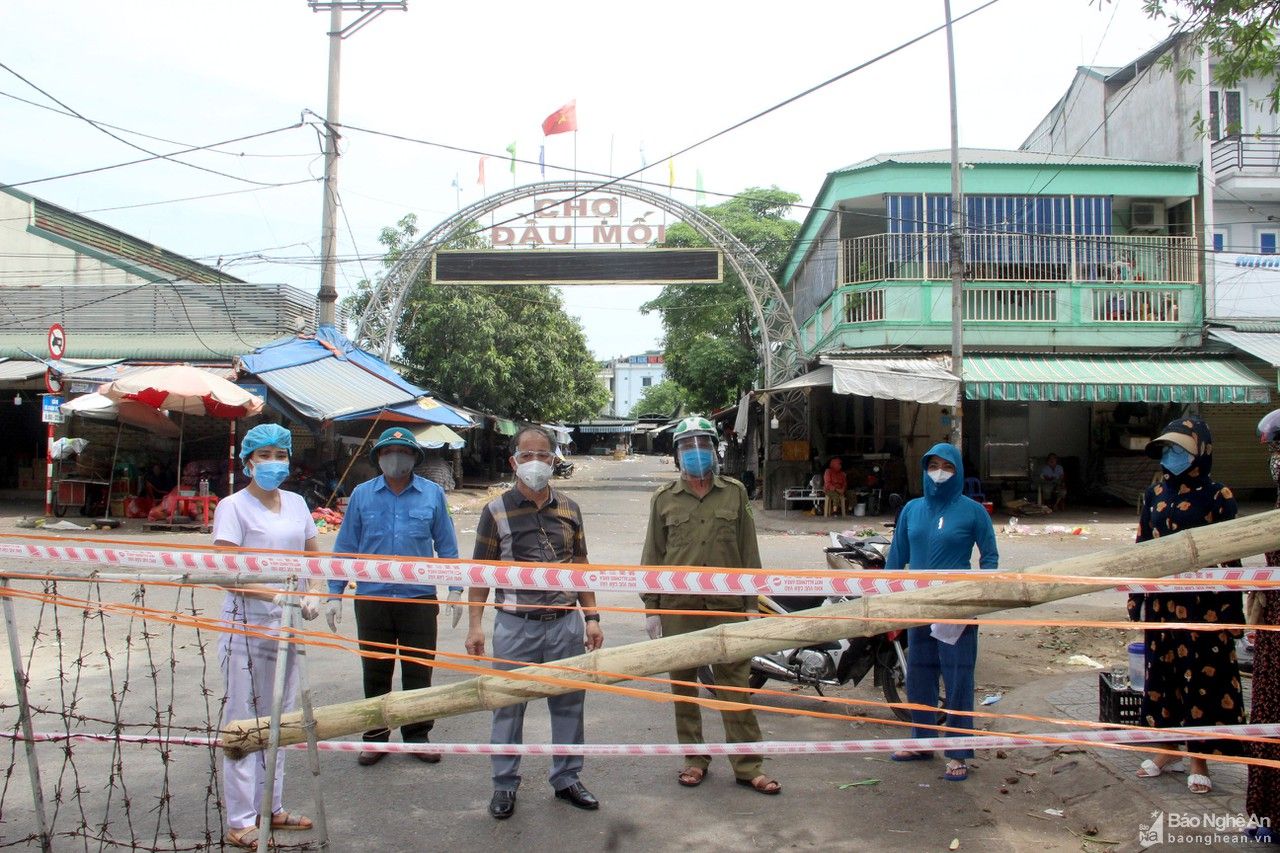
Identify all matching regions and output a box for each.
[660,610,763,780]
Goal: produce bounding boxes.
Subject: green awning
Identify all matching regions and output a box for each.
[963,355,1272,404]
[492,417,519,436]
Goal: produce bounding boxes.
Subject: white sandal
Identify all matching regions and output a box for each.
[1137,759,1185,778]
[1188,773,1212,794]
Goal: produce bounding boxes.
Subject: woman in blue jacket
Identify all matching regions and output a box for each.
[885,442,998,781]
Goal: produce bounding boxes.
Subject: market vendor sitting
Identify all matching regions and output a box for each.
[144,463,176,499]
[822,457,849,516]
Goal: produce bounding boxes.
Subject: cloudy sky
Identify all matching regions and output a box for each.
[1,1,1175,357]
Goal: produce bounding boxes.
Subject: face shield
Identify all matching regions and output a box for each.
[676,435,717,479]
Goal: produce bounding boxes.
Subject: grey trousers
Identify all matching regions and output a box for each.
[490,610,586,792]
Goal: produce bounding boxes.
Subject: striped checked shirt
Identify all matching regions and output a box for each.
[472,487,587,612]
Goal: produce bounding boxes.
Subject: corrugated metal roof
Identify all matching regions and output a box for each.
[257,358,413,421]
[834,148,1195,174]
[0,359,48,382]
[964,354,1271,404]
[64,362,235,386]
[1209,329,1280,367]
[0,332,278,360]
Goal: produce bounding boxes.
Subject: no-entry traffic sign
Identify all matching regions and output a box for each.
[44,369,63,395]
[47,324,66,360]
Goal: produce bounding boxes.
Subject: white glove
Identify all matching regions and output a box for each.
[271,593,296,610]
[447,589,464,629]
[325,599,342,632]
[301,595,320,622]
[645,615,663,640]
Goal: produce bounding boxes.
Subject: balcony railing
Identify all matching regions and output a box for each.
[1211,134,1280,176]
[840,232,1198,286]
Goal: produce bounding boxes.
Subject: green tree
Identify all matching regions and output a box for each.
[1135,1,1280,115]
[641,187,801,413]
[631,380,691,419]
[340,215,609,422]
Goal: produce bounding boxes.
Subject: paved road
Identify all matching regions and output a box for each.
[0,456,1272,850]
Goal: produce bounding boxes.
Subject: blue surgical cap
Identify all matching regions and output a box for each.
[240,424,292,476]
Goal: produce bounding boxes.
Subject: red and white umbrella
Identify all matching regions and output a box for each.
[100,365,263,418]
[101,366,265,502]
[61,393,182,438]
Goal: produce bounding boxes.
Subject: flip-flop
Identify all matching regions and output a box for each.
[270,811,313,831]
[1188,774,1213,794]
[678,767,707,787]
[736,775,782,795]
[944,761,968,782]
[890,750,934,762]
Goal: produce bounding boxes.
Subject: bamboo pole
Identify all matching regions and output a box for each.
[223,508,1280,757]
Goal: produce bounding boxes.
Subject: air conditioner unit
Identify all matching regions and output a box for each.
[1130,201,1166,231]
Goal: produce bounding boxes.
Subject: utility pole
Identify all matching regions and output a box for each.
[943,0,965,449]
[309,1,407,327]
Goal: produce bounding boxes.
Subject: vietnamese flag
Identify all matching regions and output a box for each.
[542,100,577,136]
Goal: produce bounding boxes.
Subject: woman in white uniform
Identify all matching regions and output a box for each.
[214,423,322,849]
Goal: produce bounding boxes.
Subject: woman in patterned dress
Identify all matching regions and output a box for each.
[1128,416,1244,795]
[1246,435,1280,841]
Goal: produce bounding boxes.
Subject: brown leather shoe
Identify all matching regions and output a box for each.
[357,750,387,766]
[412,750,441,764]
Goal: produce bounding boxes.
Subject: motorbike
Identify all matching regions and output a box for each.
[748,533,921,723]
[553,458,575,479]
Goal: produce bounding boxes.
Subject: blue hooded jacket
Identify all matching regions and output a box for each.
[884,442,998,573]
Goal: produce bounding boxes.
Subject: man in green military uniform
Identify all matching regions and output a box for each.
[640,416,782,796]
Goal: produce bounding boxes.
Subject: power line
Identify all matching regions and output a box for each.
[0,88,317,159]
[0,60,308,189]
[0,122,309,192]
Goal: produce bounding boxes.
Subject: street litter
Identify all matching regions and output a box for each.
[1003,518,1089,536]
[1066,654,1104,668]
[981,693,1003,705]
[43,520,89,531]
[835,779,880,789]
[1043,809,1065,818]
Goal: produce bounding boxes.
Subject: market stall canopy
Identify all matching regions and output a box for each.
[413,424,466,449]
[542,424,573,445]
[239,325,472,424]
[337,396,472,428]
[573,419,638,434]
[1209,328,1280,381]
[491,417,519,436]
[963,354,1272,404]
[60,393,182,437]
[761,358,961,405]
[101,365,264,418]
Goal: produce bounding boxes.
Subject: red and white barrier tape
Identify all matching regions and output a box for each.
[5,723,1279,755]
[0,541,1272,597]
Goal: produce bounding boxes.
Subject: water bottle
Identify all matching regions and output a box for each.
[198,478,209,497]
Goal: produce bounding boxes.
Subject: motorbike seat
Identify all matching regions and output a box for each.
[772,595,828,613]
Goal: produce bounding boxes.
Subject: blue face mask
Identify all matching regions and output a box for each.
[250,460,290,491]
[679,447,715,478]
[1161,444,1194,476]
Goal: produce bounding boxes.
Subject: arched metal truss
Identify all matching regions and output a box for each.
[352,180,803,386]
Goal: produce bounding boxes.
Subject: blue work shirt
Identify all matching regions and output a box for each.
[330,474,460,599]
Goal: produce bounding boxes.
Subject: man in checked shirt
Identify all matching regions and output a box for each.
[465,425,605,820]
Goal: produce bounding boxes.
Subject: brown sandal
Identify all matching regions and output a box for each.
[677,766,707,787]
[736,774,782,795]
[270,811,313,831]
[226,826,264,850]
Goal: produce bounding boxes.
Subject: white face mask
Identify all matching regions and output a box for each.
[927,469,954,484]
[378,452,415,478]
[516,460,553,492]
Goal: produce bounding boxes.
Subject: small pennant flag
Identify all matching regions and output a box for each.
[450,174,460,190]
[668,159,675,188]
[640,144,647,169]
[477,156,487,187]
[506,141,517,174]
[696,169,705,205]
[542,100,577,136]
[539,145,546,178]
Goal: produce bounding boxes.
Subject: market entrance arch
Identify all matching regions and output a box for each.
[352,180,803,386]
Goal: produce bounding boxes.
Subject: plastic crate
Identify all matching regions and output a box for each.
[1098,672,1143,725]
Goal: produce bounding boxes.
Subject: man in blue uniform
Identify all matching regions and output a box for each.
[327,427,461,766]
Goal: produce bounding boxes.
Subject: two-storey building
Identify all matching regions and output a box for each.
[770,149,1270,507]
[1022,34,1280,490]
